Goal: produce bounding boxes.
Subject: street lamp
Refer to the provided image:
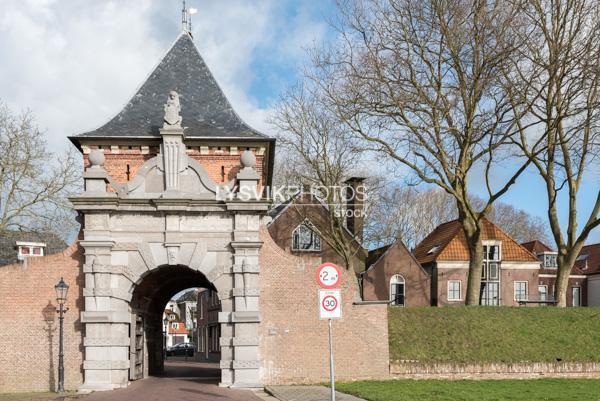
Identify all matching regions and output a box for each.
[54,277,69,393]
[163,317,168,360]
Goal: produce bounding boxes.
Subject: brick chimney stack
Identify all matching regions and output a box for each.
[344,177,365,243]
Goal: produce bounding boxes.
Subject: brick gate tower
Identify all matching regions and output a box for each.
[69,29,275,391]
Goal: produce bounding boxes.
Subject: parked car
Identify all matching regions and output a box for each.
[166,343,195,356]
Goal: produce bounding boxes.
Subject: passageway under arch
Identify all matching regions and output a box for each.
[130,265,217,377]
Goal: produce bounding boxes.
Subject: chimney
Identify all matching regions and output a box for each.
[344,177,365,243]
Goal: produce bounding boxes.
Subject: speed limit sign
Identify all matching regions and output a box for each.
[316,262,342,289]
[319,289,342,319]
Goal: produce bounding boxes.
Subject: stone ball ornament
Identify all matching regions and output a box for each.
[240,150,257,168]
[88,149,105,167]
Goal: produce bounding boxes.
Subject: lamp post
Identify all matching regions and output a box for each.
[163,317,168,360]
[54,278,69,393]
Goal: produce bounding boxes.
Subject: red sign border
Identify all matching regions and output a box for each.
[316,262,342,289]
[322,295,338,312]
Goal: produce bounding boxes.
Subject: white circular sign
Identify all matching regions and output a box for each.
[316,263,342,289]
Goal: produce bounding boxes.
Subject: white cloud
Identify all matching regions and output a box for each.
[0,0,329,149]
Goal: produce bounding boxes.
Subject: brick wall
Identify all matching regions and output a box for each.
[0,243,84,392]
[362,242,431,306]
[83,146,266,187]
[259,226,389,384]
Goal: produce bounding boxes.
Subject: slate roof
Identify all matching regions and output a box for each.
[177,289,198,302]
[0,231,67,266]
[413,219,539,264]
[576,243,600,275]
[71,32,271,141]
[521,240,554,254]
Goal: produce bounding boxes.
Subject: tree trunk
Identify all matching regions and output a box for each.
[555,250,580,307]
[462,220,483,306]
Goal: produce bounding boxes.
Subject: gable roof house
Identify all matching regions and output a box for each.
[521,240,590,307]
[413,219,541,306]
[361,241,431,307]
[266,180,367,274]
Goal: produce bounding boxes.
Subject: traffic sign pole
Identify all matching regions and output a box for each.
[328,318,335,401]
[316,262,342,401]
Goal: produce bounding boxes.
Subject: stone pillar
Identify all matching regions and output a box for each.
[159,127,187,192]
[219,152,264,387]
[78,151,130,392]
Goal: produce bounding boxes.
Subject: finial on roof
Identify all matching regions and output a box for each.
[181,0,197,36]
[181,0,188,32]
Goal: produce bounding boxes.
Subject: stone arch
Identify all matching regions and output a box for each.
[129,265,218,377]
[75,142,265,392]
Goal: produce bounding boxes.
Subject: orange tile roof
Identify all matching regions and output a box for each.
[414,219,539,264]
[168,323,188,335]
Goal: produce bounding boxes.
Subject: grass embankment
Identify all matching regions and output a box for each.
[389,306,600,363]
[336,379,600,401]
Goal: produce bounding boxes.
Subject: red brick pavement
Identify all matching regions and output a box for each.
[79,361,262,401]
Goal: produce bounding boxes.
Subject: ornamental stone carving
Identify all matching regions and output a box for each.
[163,91,182,128]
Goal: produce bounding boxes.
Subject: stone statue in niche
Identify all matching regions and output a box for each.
[163,91,182,128]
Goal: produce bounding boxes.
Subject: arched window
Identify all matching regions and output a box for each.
[292,223,321,251]
[390,275,405,306]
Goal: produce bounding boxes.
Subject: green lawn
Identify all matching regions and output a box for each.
[336,379,600,401]
[389,307,600,363]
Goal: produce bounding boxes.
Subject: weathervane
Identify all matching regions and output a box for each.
[181,1,198,34]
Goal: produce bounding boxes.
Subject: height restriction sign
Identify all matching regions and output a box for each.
[319,289,342,319]
[316,262,342,289]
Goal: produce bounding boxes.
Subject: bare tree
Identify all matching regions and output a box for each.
[510,0,600,306]
[270,84,366,272]
[487,202,551,245]
[0,102,80,241]
[313,0,532,304]
[365,185,551,249]
[364,186,455,249]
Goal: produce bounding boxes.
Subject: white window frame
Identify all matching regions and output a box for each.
[572,287,581,307]
[389,274,406,306]
[482,241,502,260]
[538,285,548,301]
[542,253,558,269]
[292,222,322,252]
[447,280,462,301]
[514,281,528,301]
[16,242,46,260]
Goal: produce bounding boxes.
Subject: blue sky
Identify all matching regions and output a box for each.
[0,0,597,244]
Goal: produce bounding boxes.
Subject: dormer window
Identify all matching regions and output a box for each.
[483,244,501,261]
[16,242,46,260]
[292,223,321,251]
[543,253,558,269]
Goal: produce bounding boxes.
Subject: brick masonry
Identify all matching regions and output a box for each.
[83,146,266,187]
[0,243,84,392]
[0,223,390,392]
[259,226,390,384]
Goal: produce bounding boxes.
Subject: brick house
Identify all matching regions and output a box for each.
[196,288,222,361]
[412,219,541,306]
[361,242,431,306]
[579,244,600,305]
[521,240,588,306]
[266,184,367,274]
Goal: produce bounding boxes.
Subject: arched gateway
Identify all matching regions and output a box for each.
[69,31,274,391]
